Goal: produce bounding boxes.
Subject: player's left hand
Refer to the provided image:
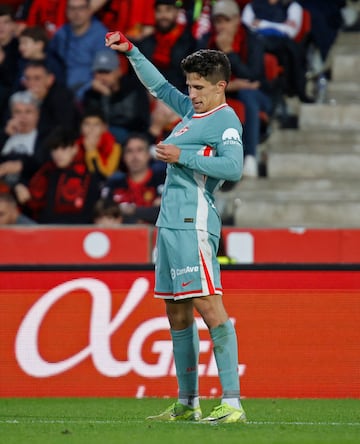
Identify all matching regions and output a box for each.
[155,143,180,164]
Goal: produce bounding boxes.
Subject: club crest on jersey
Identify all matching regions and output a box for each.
[174,125,189,137]
[222,128,241,145]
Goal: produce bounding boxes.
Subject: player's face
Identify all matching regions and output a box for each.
[186,72,226,114]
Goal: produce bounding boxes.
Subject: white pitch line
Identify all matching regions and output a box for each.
[1,419,360,427]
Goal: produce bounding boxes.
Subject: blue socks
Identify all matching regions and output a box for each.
[171,322,199,400]
[210,319,240,399]
[171,319,241,405]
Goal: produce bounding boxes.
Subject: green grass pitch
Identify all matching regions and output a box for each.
[0,398,359,444]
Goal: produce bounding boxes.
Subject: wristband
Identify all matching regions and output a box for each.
[105,31,133,51]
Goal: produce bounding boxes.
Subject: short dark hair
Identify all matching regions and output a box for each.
[0,192,17,206]
[81,108,107,124]
[93,198,122,220]
[24,59,51,73]
[123,132,151,150]
[20,25,48,46]
[181,49,231,84]
[44,126,77,152]
[0,5,15,20]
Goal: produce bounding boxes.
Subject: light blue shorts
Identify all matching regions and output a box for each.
[154,227,223,300]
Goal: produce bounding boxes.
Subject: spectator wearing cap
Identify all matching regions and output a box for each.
[0,90,45,188]
[208,0,272,177]
[48,0,112,103]
[82,49,150,144]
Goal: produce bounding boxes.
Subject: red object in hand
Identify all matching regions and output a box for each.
[105,31,133,51]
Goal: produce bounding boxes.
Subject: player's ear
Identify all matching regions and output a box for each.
[216,80,227,93]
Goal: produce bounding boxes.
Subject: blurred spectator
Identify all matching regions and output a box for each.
[0,5,20,125]
[16,25,65,87]
[93,197,123,226]
[209,0,272,177]
[92,0,155,40]
[15,126,101,224]
[0,190,36,224]
[48,0,111,103]
[0,90,44,187]
[77,109,121,179]
[82,49,150,144]
[242,0,313,102]
[20,60,79,137]
[139,0,195,91]
[137,0,196,141]
[16,0,116,38]
[299,1,345,80]
[101,132,165,224]
[16,0,68,38]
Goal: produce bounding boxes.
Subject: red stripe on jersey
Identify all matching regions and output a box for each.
[203,145,212,157]
[199,249,215,295]
[192,103,228,119]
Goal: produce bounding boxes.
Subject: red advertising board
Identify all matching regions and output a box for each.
[1,267,359,398]
[1,227,360,264]
[0,227,151,264]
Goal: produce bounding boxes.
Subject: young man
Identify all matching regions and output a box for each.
[101,132,165,225]
[48,0,111,102]
[106,31,246,424]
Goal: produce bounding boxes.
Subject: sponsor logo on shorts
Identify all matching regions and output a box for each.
[170,266,199,280]
[181,280,193,287]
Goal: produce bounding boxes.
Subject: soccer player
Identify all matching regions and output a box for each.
[106,31,246,425]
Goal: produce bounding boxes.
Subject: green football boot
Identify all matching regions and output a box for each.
[146,402,202,421]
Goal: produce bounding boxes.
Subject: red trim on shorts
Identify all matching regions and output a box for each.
[199,249,216,294]
[174,288,204,298]
[155,290,174,296]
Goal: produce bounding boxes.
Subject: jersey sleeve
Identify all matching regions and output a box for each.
[178,111,244,182]
[127,46,192,117]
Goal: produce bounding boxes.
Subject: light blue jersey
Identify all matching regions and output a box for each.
[128,47,243,237]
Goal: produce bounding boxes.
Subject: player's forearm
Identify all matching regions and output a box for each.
[178,149,243,182]
[127,46,168,98]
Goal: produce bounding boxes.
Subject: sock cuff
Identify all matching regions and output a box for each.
[171,322,197,340]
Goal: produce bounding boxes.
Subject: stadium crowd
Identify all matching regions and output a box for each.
[0,0,354,225]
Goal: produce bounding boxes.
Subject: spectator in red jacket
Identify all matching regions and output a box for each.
[15,126,101,224]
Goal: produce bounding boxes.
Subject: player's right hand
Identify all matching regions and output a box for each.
[105,31,133,52]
